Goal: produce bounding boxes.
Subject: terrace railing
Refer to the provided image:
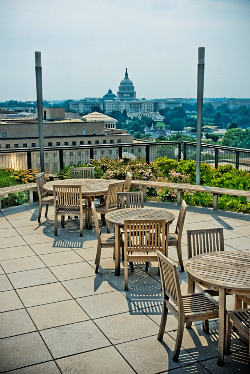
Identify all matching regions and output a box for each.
[0,141,249,175]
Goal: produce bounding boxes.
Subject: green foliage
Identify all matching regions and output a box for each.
[222,128,250,148]
[169,118,185,132]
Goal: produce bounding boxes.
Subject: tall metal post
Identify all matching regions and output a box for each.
[196,47,205,185]
[35,51,45,172]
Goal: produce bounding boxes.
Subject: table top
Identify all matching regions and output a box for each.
[185,251,250,293]
[45,178,122,197]
[105,207,175,226]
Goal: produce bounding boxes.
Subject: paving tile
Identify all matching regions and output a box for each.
[201,350,250,373]
[0,245,35,260]
[161,362,212,373]
[0,290,23,312]
[0,236,27,249]
[6,361,61,374]
[40,250,83,266]
[0,274,13,291]
[0,218,12,228]
[17,282,72,307]
[22,233,55,245]
[0,309,36,338]
[95,311,159,344]
[0,332,52,372]
[15,225,53,236]
[122,283,163,313]
[40,320,110,359]
[7,218,41,228]
[116,335,195,373]
[49,261,94,281]
[62,274,116,298]
[0,227,19,238]
[30,240,71,255]
[28,299,89,330]
[1,255,45,273]
[76,243,114,261]
[56,346,135,374]
[8,268,57,288]
[225,236,250,251]
[77,290,135,319]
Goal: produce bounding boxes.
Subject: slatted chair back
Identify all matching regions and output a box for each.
[226,308,250,358]
[124,219,166,290]
[53,185,85,236]
[117,191,144,209]
[123,172,132,192]
[175,200,187,236]
[157,250,183,316]
[187,227,224,259]
[36,172,47,198]
[105,182,125,211]
[71,167,95,179]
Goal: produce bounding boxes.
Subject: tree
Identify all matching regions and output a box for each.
[203,103,214,118]
[228,122,238,129]
[169,118,185,132]
[214,112,222,127]
[222,128,250,148]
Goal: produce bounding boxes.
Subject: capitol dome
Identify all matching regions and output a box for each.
[117,68,136,101]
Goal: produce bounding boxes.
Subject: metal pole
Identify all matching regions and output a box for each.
[196,47,205,185]
[35,51,45,172]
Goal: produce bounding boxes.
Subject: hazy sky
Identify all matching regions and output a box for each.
[1,0,249,101]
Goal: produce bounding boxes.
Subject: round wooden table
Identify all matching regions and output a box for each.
[45,178,122,229]
[105,207,175,276]
[185,250,250,366]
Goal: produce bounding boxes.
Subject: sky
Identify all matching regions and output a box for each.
[0,0,250,101]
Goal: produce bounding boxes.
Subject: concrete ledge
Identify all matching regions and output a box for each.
[131,180,250,210]
[0,183,37,209]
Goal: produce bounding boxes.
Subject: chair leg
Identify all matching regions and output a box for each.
[145,262,149,272]
[80,214,83,237]
[124,255,128,291]
[61,216,65,228]
[54,214,58,236]
[176,243,184,272]
[173,318,185,362]
[101,214,105,226]
[95,243,101,273]
[225,314,232,355]
[203,320,209,334]
[45,203,49,218]
[38,202,42,223]
[158,302,168,341]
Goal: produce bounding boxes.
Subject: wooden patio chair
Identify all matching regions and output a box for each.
[124,219,166,290]
[157,250,219,362]
[167,200,187,272]
[53,185,87,237]
[95,182,124,232]
[35,172,54,223]
[91,202,115,273]
[71,167,95,179]
[186,227,224,330]
[226,308,250,358]
[123,172,132,192]
[117,191,144,209]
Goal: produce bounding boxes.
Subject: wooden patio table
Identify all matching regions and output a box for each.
[185,250,250,366]
[45,178,122,230]
[105,207,175,276]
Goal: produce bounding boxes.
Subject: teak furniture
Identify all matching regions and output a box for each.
[185,250,250,365]
[71,167,95,179]
[36,172,54,223]
[157,251,219,362]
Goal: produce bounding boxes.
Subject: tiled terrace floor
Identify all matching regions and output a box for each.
[0,201,249,374]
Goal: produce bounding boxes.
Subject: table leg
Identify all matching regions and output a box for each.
[87,196,92,230]
[218,287,226,366]
[115,224,120,276]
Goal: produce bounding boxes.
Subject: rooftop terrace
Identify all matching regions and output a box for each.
[0,201,250,373]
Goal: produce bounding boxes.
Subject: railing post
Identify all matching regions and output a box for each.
[90,147,94,161]
[59,149,64,170]
[27,150,32,170]
[146,145,150,164]
[215,148,219,169]
[236,151,239,169]
[178,142,182,161]
[118,145,123,159]
[183,142,187,160]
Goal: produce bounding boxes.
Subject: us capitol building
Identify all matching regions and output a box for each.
[70,69,165,120]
